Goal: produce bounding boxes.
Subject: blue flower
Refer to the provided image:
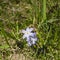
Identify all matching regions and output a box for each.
[31,37,37,44]
[22,27,35,39]
[27,37,37,46]
[22,27,37,46]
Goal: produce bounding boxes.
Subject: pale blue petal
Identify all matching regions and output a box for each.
[29,28,34,32]
[26,27,30,32]
[29,33,36,37]
[31,37,37,41]
[26,37,31,41]
[32,41,36,44]
[31,37,37,44]
[27,41,32,46]
[22,30,26,33]
[26,27,34,32]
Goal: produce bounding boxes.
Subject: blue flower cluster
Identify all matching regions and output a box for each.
[22,27,37,46]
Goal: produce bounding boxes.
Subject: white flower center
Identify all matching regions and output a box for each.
[26,32,30,34]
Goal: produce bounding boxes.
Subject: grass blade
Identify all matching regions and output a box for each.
[42,0,46,21]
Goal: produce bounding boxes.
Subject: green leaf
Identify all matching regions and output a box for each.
[0,44,9,49]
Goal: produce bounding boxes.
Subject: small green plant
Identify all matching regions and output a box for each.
[0,0,60,60]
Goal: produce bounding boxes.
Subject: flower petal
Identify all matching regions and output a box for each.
[31,37,37,44]
[32,41,36,44]
[27,41,32,46]
[26,27,30,32]
[29,32,36,37]
[31,37,37,41]
[22,30,26,33]
[26,27,34,32]
[29,28,34,32]
[26,37,31,41]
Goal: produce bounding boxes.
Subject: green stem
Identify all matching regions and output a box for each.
[16,20,19,40]
[38,0,46,28]
[42,0,46,21]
